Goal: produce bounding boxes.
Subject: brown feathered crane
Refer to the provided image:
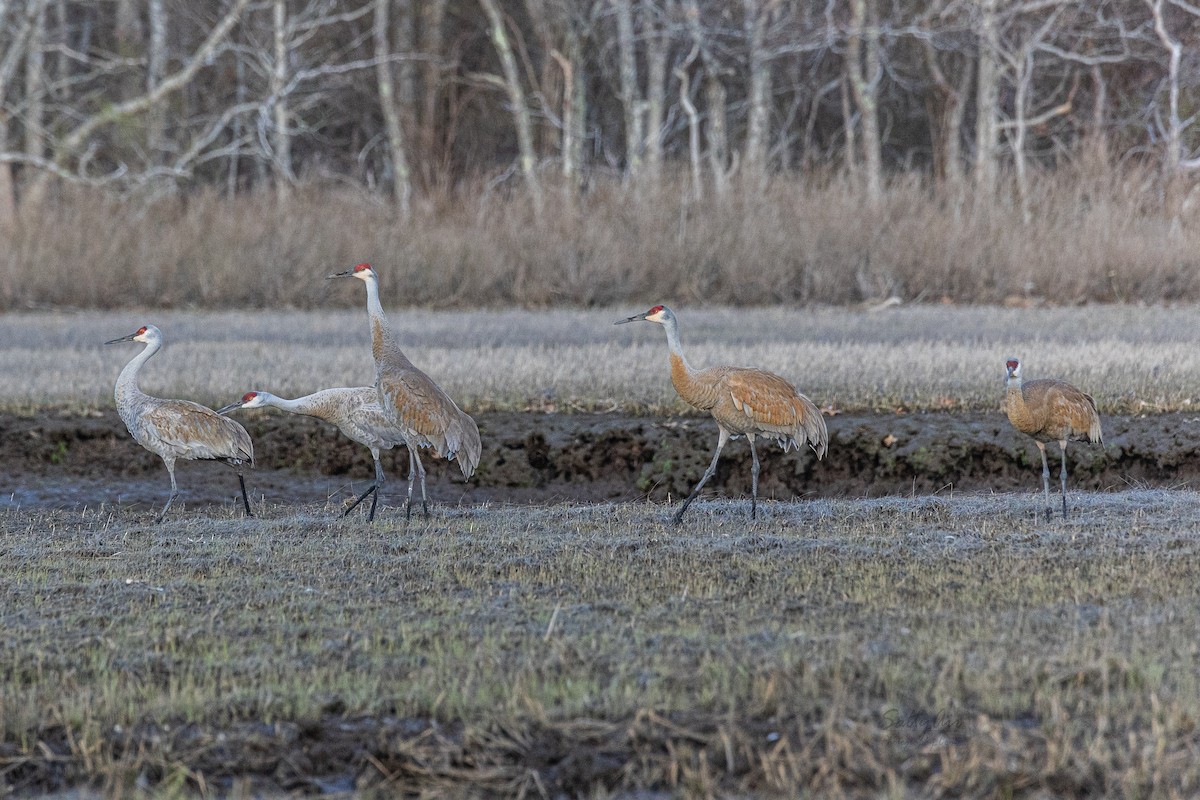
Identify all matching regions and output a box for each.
[617,305,828,524]
[327,263,481,518]
[1004,357,1102,520]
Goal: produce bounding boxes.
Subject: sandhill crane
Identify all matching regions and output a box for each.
[218,388,420,522]
[1004,357,1103,520]
[326,263,481,517]
[616,305,828,524]
[106,325,254,522]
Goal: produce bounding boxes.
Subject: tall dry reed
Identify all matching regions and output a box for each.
[2,163,1196,310]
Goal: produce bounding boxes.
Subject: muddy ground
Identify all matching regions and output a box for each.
[5,409,1200,515]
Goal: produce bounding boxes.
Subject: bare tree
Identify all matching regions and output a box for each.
[0,0,49,224]
[612,0,644,177]
[974,0,1001,196]
[270,0,292,198]
[479,0,544,212]
[742,0,778,185]
[375,0,412,214]
[1147,0,1200,203]
[846,0,883,203]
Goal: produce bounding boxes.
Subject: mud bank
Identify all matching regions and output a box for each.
[3,409,1200,512]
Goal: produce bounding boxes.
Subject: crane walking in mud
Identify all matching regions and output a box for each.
[616,305,828,524]
[107,324,254,522]
[218,388,416,522]
[1004,357,1103,520]
[326,263,481,518]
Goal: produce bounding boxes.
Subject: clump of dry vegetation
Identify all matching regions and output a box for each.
[2,305,1198,415]
[3,491,1200,796]
[3,169,1199,311]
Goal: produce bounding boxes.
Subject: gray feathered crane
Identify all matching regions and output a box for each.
[616,305,828,523]
[219,388,418,521]
[107,325,254,521]
[326,263,481,517]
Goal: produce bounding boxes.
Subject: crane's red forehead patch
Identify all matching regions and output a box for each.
[242,391,257,402]
[136,326,148,335]
[649,305,664,314]
[1006,360,1019,369]
[354,263,372,272]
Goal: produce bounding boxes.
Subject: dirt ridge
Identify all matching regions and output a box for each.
[5,410,1200,511]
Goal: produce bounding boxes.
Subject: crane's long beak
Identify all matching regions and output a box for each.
[326,269,354,280]
[615,312,649,325]
[104,332,138,345]
[215,400,243,415]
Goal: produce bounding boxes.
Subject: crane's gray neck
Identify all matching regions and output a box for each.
[114,339,159,404]
[266,394,307,414]
[662,315,690,369]
[364,276,388,328]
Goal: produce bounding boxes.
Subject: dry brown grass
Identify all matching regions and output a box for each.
[1,305,1197,415]
[3,490,1200,796]
[3,165,1200,311]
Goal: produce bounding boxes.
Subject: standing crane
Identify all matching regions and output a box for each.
[218,388,419,522]
[1004,357,1103,520]
[616,305,828,524]
[106,324,254,522]
[326,263,481,517]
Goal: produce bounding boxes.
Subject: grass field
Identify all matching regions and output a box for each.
[5,304,1200,795]
[4,492,1200,796]
[2,304,1199,414]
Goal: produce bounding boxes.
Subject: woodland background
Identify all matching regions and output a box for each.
[0,0,1199,309]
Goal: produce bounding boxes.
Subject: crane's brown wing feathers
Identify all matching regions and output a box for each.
[721,369,829,457]
[379,366,464,456]
[1021,380,1103,443]
[143,400,254,464]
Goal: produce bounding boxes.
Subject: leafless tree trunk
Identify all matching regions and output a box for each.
[0,0,47,223]
[973,0,1000,197]
[479,0,543,212]
[846,0,882,204]
[418,0,447,185]
[676,47,702,202]
[685,0,731,195]
[643,1,669,182]
[840,74,857,178]
[115,0,143,101]
[1004,9,1063,223]
[1147,0,1200,226]
[375,0,411,214]
[146,0,168,157]
[612,0,643,178]
[922,39,972,186]
[23,0,45,161]
[271,0,293,198]
[743,0,775,186]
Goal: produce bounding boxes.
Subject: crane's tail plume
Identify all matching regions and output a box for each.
[453,411,482,479]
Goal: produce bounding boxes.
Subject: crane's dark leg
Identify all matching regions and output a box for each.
[1035,441,1052,521]
[343,450,384,520]
[748,435,760,520]
[675,429,729,525]
[404,449,416,519]
[237,470,253,517]
[1058,440,1069,520]
[344,484,377,518]
[368,454,385,521]
[413,449,429,519]
[156,459,178,523]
